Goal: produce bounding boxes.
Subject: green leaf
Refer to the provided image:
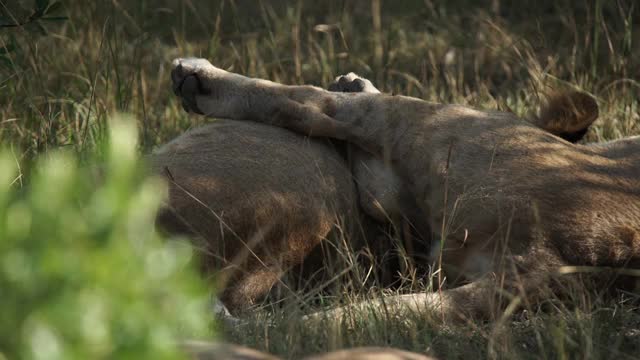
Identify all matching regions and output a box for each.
[43,1,63,15]
[35,0,50,12]
[0,55,12,70]
[0,34,18,59]
[0,42,16,56]
[32,20,48,36]
[41,16,68,22]
[0,15,16,27]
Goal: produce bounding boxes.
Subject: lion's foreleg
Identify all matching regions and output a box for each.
[305,268,554,324]
[172,58,392,154]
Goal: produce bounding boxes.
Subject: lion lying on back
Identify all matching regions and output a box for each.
[154,68,597,316]
[167,57,639,321]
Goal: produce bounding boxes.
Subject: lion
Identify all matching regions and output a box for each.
[152,72,436,315]
[168,57,639,321]
[151,119,361,313]
[154,70,598,316]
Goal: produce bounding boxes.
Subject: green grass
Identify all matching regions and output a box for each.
[1,0,639,359]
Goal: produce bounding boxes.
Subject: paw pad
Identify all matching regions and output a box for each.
[328,72,380,94]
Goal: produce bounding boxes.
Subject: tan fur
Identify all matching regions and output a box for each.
[150,120,358,312]
[170,58,640,321]
[183,341,436,360]
[156,70,432,315]
[156,70,595,315]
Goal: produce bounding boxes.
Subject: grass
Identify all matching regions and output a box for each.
[1,0,639,359]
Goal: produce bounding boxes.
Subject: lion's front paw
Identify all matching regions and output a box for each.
[171,58,231,114]
[327,72,380,94]
[171,58,211,114]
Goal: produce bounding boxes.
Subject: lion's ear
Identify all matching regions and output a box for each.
[533,91,599,143]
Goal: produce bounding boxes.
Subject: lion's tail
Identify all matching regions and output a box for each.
[531,91,599,143]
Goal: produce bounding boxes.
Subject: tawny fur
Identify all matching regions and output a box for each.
[169,58,639,321]
[150,121,358,312]
[154,73,599,315]
[183,341,436,360]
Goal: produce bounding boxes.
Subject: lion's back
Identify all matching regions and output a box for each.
[150,120,356,244]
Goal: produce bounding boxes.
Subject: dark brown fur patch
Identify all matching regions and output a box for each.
[537,91,599,140]
[557,128,589,143]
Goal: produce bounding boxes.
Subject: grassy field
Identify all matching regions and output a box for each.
[2,0,640,359]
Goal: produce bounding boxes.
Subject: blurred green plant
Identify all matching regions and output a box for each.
[0,115,212,359]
